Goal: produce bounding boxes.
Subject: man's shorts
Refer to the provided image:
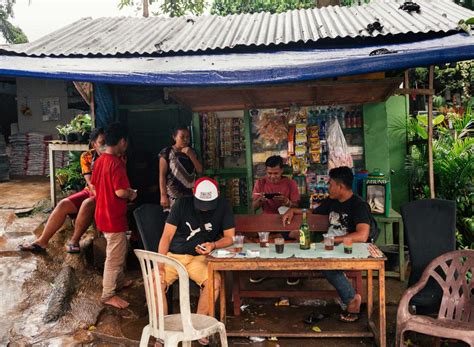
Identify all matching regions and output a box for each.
[164,252,220,287]
[67,189,94,210]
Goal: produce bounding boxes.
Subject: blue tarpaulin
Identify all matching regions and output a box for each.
[0,33,473,86]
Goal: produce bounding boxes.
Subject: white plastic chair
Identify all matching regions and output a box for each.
[134,249,228,347]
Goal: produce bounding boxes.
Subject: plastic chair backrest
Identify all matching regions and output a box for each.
[133,204,167,251]
[401,199,456,286]
[401,199,456,310]
[425,250,474,322]
[134,250,195,339]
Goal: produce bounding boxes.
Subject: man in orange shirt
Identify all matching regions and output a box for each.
[20,128,105,253]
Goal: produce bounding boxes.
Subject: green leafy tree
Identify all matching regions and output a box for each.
[0,1,28,44]
[402,105,474,249]
[118,0,206,17]
[211,0,370,15]
[118,0,371,17]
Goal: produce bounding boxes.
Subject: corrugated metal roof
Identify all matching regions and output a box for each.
[2,0,473,57]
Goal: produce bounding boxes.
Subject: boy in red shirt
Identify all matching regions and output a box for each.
[91,123,137,309]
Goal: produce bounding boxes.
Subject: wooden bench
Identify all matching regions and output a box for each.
[232,214,363,316]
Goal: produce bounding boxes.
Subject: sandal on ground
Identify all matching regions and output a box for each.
[304,312,325,324]
[19,243,46,253]
[66,243,80,253]
[339,312,360,323]
[198,337,209,346]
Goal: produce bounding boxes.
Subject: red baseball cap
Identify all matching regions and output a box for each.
[193,177,219,210]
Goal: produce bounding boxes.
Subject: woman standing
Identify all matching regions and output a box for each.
[159,127,203,210]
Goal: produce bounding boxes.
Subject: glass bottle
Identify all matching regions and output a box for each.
[299,209,311,250]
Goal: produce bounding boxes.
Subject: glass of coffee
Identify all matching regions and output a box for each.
[258,232,270,248]
[274,237,285,254]
[323,234,335,251]
[233,235,244,252]
[343,237,353,254]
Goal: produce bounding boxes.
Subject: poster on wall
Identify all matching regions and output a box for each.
[250,108,289,177]
[40,97,61,121]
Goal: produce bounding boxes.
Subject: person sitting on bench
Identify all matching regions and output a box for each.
[251,155,300,285]
[283,166,373,323]
[19,128,105,254]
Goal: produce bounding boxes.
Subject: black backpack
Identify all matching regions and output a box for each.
[368,211,380,244]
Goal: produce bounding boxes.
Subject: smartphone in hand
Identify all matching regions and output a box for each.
[264,193,281,199]
[197,244,207,252]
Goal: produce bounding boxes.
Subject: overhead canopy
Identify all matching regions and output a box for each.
[167,77,402,111]
[0,33,472,87]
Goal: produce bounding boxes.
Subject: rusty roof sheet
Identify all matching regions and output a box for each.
[2,0,473,57]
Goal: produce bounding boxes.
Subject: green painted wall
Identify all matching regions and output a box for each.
[363,96,409,212]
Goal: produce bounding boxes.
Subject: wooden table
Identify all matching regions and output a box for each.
[207,243,387,347]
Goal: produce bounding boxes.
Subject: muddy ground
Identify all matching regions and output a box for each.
[0,177,467,346]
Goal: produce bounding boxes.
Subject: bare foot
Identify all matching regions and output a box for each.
[154,341,163,347]
[104,295,130,309]
[347,293,361,313]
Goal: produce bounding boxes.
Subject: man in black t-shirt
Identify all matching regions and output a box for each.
[283,167,372,323]
[158,177,235,319]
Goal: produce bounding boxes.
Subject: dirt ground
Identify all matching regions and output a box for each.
[0,177,468,346]
[0,176,50,209]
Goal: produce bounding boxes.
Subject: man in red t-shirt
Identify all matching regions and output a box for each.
[91,123,137,309]
[252,155,300,214]
[251,155,300,285]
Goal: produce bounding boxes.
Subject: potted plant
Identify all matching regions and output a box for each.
[71,114,92,143]
[56,156,85,193]
[56,124,75,142]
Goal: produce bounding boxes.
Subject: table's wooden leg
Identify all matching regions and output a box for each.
[220,271,226,323]
[378,267,386,347]
[208,265,216,318]
[367,269,373,321]
[233,272,241,316]
[397,221,406,282]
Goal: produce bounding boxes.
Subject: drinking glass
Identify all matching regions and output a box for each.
[343,237,353,254]
[274,237,285,254]
[233,235,244,252]
[323,233,335,251]
[258,232,270,248]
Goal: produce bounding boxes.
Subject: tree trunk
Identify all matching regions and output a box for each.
[143,0,149,18]
[317,0,340,8]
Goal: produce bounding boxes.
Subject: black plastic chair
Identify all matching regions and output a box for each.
[133,204,167,252]
[133,204,173,311]
[400,199,456,313]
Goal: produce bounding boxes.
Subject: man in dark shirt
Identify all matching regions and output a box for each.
[158,177,235,319]
[283,166,372,322]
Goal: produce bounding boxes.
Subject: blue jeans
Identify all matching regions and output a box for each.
[322,270,356,305]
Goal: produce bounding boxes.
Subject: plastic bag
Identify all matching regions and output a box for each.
[326,118,353,169]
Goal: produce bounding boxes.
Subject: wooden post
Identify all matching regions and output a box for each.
[90,83,95,128]
[143,0,149,17]
[428,66,435,198]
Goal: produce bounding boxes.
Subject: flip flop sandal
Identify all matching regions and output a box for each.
[198,337,209,346]
[19,243,46,253]
[304,312,325,324]
[339,312,360,323]
[66,243,80,253]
